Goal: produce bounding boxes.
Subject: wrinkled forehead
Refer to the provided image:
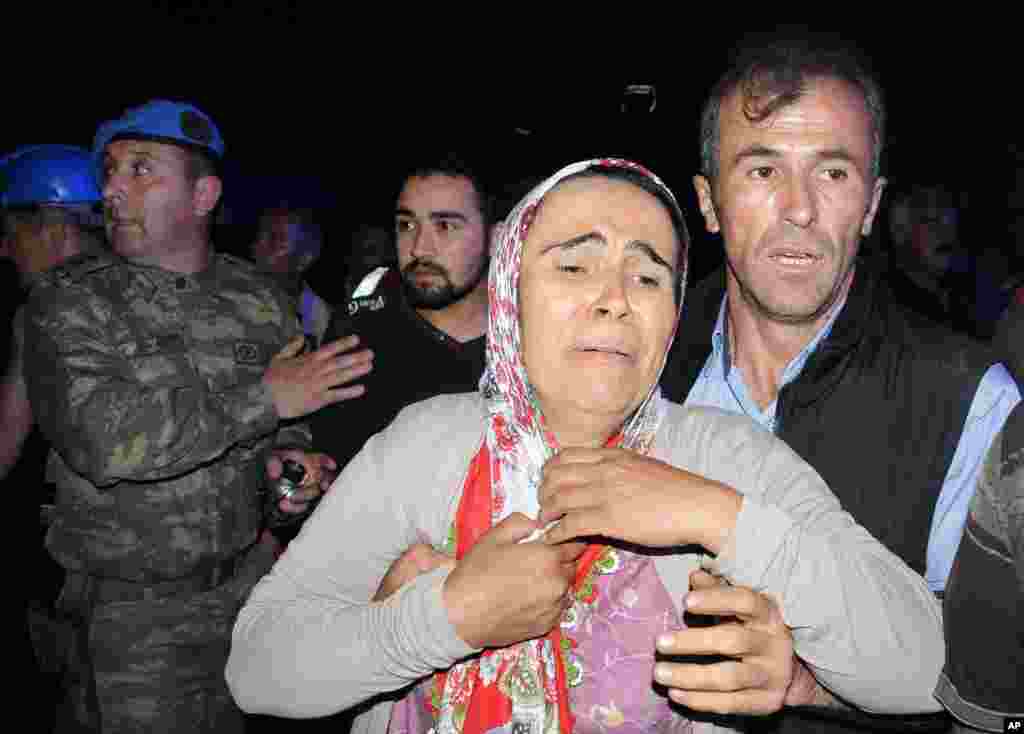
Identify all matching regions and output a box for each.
[519,175,680,266]
[498,160,677,258]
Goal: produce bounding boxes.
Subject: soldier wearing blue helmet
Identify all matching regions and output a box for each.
[2,144,105,478]
[1,144,107,732]
[20,100,368,732]
[0,144,103,288]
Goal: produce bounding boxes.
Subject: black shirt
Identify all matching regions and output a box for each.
[311,269,486,474]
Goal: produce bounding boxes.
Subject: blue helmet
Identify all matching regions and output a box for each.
[0,145,102,209]
[93,99,225,161]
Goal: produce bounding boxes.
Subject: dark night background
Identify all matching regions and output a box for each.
[1,16,1009,309]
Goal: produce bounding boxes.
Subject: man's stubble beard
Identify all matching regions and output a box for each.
[401,256,488,310]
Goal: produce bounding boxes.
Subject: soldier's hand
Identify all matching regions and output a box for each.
[264,335,373,419]
[267,449,337,514]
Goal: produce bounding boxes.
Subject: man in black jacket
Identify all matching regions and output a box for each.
[311,153,491,475]
[660,36,1020,730]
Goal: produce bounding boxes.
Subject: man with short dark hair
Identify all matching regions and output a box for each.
[21,99,370,732]
[311,153,493,474]
[660,36,1020,730]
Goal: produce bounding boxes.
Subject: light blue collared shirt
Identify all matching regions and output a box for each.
[684,296,1021,592]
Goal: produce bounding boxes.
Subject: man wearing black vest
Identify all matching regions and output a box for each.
[661,36,1021,731]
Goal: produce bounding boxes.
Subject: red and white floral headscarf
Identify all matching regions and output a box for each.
[482,157,688,524]
[428,158,688,734]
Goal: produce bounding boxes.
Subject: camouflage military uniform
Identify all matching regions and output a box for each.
[22,250,309,733]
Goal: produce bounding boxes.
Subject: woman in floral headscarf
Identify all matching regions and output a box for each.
[227,160,945,733]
